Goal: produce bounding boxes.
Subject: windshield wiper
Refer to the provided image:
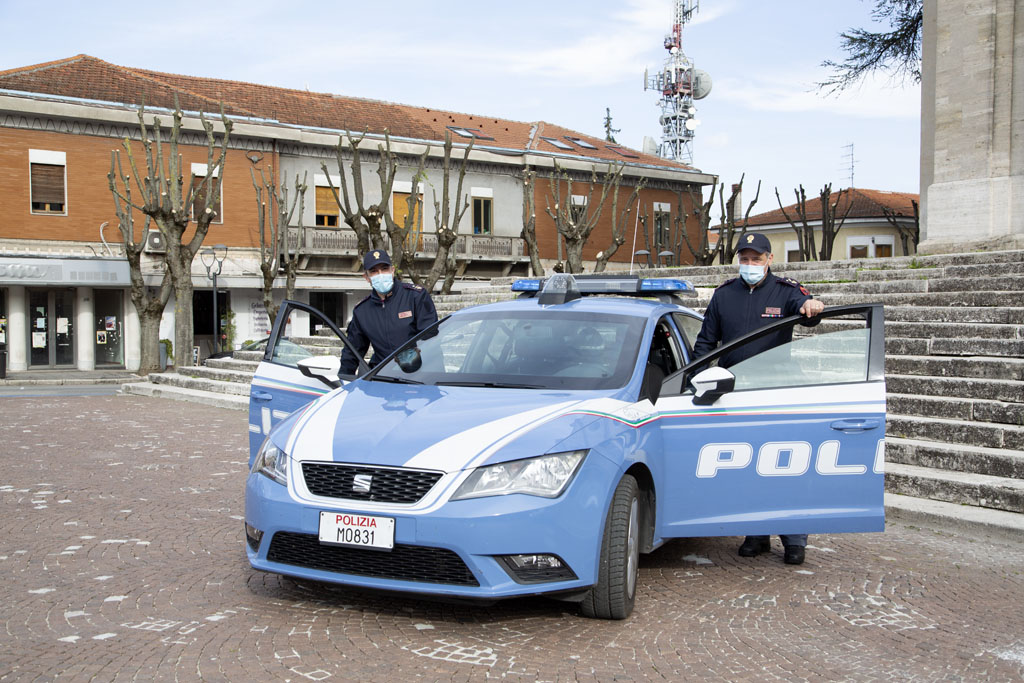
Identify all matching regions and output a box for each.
[435,381,544,389]
[369,375,424,384]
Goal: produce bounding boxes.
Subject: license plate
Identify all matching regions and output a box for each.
[318,511,395,550]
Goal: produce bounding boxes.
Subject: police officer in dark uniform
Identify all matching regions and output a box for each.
[339,249,438,375]
[692,232,825,565]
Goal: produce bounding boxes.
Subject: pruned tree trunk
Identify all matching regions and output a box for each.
[322,129,391,267]
[251,167,307,326]
[109,100,232,367]
[776,184,816,261]
[380,135,429,283]
[680,179,720,266]
[594,174,644,273]
[884,199,920,255]
[545,161,620,274]
[521,168,544,276]
[816,184,852,260]
[716,176,761,264]
[423,131,473,293]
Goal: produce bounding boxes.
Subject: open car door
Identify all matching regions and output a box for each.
[655,304,886,538]
[247,300,368,465]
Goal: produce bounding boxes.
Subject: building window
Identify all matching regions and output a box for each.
[190,163,222,223]
[784,240,802,263]
[315,186,339,227]
[29,149,66,215]
[473,198,492,235]
[541,136,574,150]
[565,136,598,150]
[570,195,588,223]
[652,202,671,248]
[847,235,895,259]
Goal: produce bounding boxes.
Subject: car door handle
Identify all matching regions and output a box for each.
[830,419,880,432]
[251,390,273,402]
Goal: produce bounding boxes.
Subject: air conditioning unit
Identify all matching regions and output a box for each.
[144,230,167,254]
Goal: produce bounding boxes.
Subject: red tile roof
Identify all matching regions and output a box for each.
[746,187,919,227]
[0,55,692,172]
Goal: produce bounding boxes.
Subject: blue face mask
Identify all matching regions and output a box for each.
[370,272,394,295]
[739,264,766,286]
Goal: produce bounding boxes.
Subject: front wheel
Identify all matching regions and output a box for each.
[580,474,640,619]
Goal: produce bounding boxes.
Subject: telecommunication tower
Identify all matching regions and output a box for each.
[644,0,711,164]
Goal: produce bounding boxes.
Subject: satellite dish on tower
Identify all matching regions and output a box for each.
[691,69,712,100]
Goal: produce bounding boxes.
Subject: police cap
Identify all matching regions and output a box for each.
[363,249,392,271]
[736,232,772,255]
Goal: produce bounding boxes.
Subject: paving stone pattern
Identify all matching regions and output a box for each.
[2,396,1023,681]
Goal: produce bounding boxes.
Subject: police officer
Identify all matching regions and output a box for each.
[339,249,438,375]
[692,232,824,565]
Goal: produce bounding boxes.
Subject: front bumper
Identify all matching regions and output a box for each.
[244,454,618,599]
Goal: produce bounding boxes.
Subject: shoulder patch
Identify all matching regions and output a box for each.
[779,277,810,296]
[717,277,738,289]
[401,282,424,291]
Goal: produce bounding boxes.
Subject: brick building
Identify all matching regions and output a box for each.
[0,55,714,373]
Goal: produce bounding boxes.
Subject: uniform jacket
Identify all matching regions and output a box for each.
[339,282,438,374]
[692,269,813,368]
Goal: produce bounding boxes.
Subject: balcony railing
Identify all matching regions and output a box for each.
[286,228,524,261]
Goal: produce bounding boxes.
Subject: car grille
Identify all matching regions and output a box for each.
[267,532,479,586]
[301,463,442,503]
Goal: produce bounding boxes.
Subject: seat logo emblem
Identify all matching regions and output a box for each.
[352,474,373,493]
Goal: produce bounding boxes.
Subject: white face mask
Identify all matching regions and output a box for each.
[739,263,765,285]
[370,272,394,295]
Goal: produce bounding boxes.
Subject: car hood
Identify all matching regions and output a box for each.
[276,381,627,473]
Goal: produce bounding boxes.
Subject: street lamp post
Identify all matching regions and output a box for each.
[200,244,227,354]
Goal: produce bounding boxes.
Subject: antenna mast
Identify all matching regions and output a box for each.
[841,143,855,188]
[644,0,710,164]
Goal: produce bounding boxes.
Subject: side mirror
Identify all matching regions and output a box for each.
[691,366,735,405]
[395,347,422,373]
[639,362,665,404]
[297,355,342,389]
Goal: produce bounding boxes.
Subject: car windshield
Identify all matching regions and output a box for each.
[372,309,646,390]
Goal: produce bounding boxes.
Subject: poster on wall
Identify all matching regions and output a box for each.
[57,317,69,334]
[96,331,107,345]
[32,332,46,348]
[0,317,6,344]
[105,316,116,331]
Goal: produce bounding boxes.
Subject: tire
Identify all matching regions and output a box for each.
[580,474,640,620]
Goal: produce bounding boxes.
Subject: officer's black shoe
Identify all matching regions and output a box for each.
[738,537,771,557]
[783,545,805,565]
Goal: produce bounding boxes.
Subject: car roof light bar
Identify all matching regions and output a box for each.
[512,274,695,299]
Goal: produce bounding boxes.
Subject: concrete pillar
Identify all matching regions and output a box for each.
[7,285,27,372]
[124,300,141,372]
[76,287,95,371]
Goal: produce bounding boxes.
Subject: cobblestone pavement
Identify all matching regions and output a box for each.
[2,395,1023,682]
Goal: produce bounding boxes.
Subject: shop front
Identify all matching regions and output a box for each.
[0,256,132,373]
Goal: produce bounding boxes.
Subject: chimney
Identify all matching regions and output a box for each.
[728,183,742,223]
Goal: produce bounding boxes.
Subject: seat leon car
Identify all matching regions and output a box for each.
[244,274,886,619]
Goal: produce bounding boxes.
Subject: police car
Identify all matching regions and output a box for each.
[245,275,885,619]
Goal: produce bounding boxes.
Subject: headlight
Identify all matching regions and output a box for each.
[252,438,288,485]
[451,450,586,500]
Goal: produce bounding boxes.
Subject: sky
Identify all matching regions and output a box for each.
[0,0,921,221]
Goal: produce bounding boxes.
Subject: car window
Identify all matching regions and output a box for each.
[373,310,646,390]
[671,312,703,360]
[729,323,870,390]
[270,308,344,368]
[647,316,683,376]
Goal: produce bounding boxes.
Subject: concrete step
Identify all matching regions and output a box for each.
[887,393,1024,426]
[885,355,1024,381]
[884,321,1024,340]
[886,373,1024,403]
[816,291,1023,307]
[121,381,249,411]
[883,306,1024,324]
[885,462,1024,514]
[886,436,1024,479]
[233,350,265,362]
[884,492,1024,541]
[149,372,250,396]
[174,366,255,385]
[887,413,1024,450]
[205,357,260,372]
[885,336,1024,357]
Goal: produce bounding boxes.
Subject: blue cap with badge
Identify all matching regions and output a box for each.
[363,249,392,270]
[736,232,772,254]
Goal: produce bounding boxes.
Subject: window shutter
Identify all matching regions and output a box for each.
[31,164,65,204]
[191,176,221,221]
[315,186,339,214]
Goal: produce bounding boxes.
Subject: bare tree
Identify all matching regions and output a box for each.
[108,103,232,367]
[775,184,852,261]
[593,175,645,273]
[883,198,920,255]
[106,165,171,376]
[521,167,544,276]
[379,135,429,282]
[545,161,623,274]
[422,131,473,294]
[250,166,308,326]
[716,176,762,264]
[679,179,720,266]
[321,130,391,264]
[819,0,923,93]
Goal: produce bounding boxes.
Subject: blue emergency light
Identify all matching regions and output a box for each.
[511,274,696,304]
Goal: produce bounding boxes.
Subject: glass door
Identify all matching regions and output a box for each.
[28,289,75,367]
[94,289,124,366]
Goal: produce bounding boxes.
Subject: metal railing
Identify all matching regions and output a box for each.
[286,228,524,261]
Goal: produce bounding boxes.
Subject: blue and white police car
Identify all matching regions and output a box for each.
[245,274,885,619]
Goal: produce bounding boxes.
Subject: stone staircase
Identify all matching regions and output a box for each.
[122,249,1024,534]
